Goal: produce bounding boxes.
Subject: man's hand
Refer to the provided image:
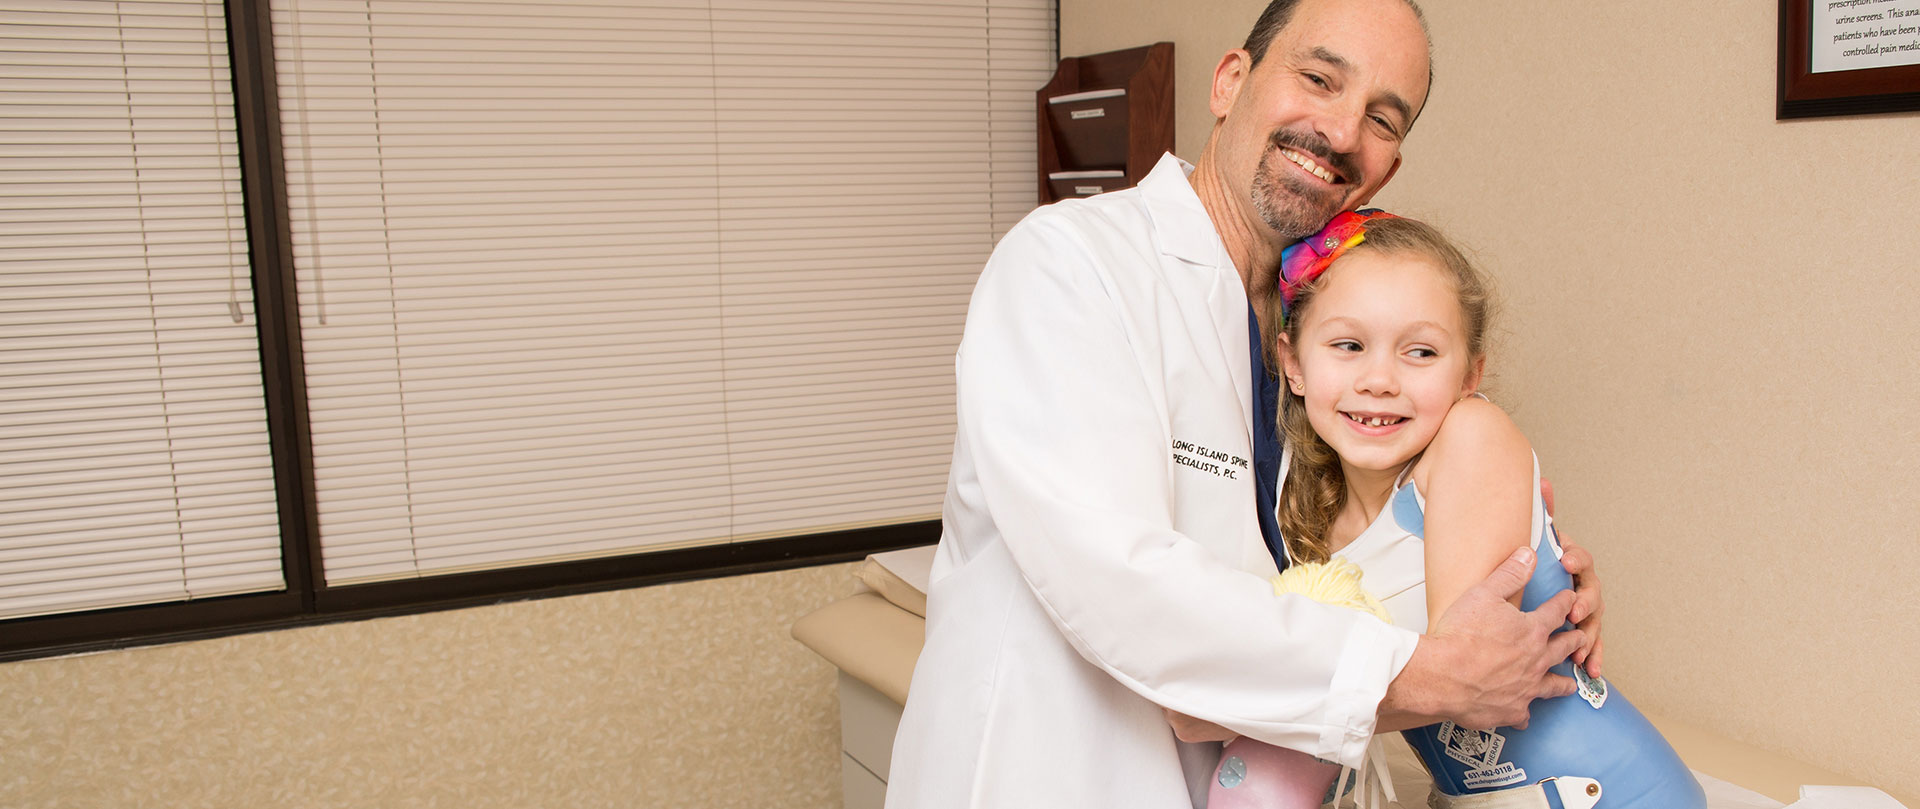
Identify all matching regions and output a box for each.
[1541,477,1605,677]
[1164,708,1237,743]
[1382,546,1585,731]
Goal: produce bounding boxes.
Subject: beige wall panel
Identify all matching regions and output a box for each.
[0,564,858,809]
[1066,0,1919,798]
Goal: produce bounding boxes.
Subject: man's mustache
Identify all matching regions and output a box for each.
[1267,128,1360,186]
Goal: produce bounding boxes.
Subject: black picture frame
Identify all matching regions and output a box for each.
[1779,0,1920,118]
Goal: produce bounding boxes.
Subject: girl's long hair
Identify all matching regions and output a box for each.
[1264,217,1494,564]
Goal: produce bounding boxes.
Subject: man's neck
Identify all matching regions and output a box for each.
[1189,151,1286,327]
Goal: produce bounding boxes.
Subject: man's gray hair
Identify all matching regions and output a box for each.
[1241,0,1433,69]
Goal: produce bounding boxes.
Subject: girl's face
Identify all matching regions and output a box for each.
[1279,249,1483,476]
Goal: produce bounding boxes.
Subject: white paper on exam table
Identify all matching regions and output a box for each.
[868,545,934,594]
[1695,770,1787,809]
[1785,785,1911,809]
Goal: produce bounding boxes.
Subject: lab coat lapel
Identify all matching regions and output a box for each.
[1139,155,1256,472]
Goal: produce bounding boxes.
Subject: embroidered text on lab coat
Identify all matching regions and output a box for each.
[1170,438,1247,479]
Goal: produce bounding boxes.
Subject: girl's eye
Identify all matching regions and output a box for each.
[1407,347,1437,359]
[1332,340,1362,352]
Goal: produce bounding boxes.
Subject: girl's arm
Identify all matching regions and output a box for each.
[1414,396,1536,630]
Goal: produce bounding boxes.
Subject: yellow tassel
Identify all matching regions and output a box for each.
[1270,558,1392,623]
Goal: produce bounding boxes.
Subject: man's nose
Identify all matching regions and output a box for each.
[1312,98,1366,156]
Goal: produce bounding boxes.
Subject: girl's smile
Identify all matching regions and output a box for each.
[1340,411,1407,431]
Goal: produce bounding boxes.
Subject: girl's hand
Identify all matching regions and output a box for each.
[1164,708,1238,743]
[1558,533,1605,677]
[1542,477,1605,677]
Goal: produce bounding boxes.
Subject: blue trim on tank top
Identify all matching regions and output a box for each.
[1390,483,1425,538]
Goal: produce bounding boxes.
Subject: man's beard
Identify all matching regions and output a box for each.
[1249,129,1358,241]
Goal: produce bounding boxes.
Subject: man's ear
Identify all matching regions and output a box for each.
[1209,48,1254,120]
[1355,154,1403,206]
[1277,333,1306,395]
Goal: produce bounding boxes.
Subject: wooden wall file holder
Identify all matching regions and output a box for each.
[1036,42,1174,204]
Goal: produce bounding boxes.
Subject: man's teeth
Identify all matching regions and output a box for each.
[1346,413,1403,427]
[1282,149,1337,183]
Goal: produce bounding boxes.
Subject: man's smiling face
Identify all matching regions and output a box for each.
[1211,0,1431,242]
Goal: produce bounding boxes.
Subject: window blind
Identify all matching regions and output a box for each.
[270,0,1055,585]
[0,0,284,620]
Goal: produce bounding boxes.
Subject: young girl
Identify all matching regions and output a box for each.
[1207,211,1705,808]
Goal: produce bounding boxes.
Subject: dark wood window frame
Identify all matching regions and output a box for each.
[0,0,946,664]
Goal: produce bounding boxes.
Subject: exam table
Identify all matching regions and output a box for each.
[793,546,1908,809]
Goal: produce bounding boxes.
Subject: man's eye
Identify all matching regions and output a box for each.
[1304,73,1329,88]
[1371,115,1401,137]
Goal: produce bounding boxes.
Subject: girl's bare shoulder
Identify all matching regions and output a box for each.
[1413,396,1531,486]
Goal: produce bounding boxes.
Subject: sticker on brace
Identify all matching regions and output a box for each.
[1216,756,1246,788]
[1436,722,1527,790]
[1573,665,1609,709]
[1461,761,1527,789]
[1436,721,1505,770]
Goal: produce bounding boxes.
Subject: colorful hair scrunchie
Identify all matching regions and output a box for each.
[1276,208,1399,324]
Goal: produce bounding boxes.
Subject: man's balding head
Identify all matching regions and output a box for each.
[1242,0,1434,125]
[1242,0,1433,72]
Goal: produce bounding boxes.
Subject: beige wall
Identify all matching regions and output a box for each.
[0,563,857,809]
[1070,0,1920,798]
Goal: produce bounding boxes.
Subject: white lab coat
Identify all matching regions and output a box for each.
[884,155,1420,809]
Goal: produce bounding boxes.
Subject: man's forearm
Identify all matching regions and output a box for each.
[1377,635,1449,732]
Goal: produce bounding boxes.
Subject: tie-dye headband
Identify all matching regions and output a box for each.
[1277,208,1399,324]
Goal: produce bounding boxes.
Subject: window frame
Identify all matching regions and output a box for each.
[0,0,1026,663]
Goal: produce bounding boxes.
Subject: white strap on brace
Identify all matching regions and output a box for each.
[1425,777,1602,809]
[1329,736,1398,809]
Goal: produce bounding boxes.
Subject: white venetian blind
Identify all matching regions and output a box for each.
[271,0,1054,585]
[986,0,1055,236]
[0,0,285,620]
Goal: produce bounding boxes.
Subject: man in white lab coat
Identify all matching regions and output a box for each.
[886,0,1603,806]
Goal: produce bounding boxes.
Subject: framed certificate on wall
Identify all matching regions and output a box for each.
[1779,0,1920,118]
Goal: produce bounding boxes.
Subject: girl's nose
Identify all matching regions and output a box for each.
[1355,356,1398,396]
